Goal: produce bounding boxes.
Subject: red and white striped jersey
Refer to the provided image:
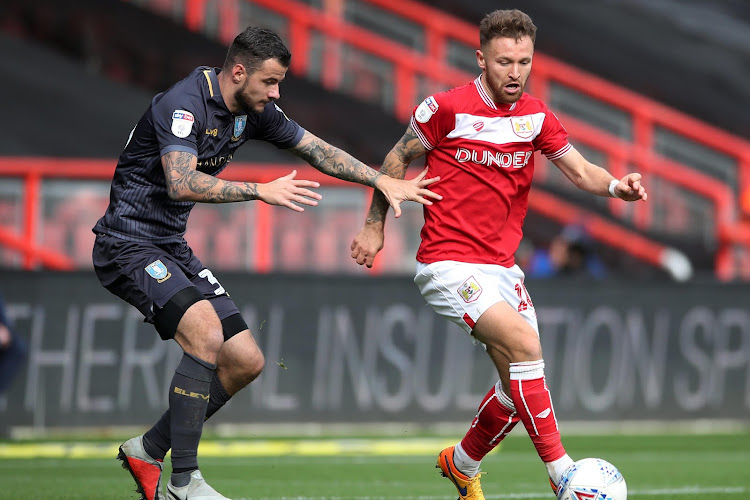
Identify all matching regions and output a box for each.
[410,76,571,267]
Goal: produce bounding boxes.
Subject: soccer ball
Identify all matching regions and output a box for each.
[556,458,627,500]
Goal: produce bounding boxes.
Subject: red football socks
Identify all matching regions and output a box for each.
[460,381,520,460]
[509,360,566,462]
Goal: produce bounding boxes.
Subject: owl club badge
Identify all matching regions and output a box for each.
[232,115,247,141]
[145,259,172,283]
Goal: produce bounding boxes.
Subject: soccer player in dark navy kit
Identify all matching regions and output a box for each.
[92,26,441,500]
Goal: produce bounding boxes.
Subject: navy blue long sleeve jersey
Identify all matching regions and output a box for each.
[93,66,304,243]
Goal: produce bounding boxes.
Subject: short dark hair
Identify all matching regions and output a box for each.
[224,26,292,74]
[479,9,537,48]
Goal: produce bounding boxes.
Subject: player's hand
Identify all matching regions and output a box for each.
[258,170,323,212]
[614,173,648,202]
[375,168,442,218]
[351,224,385,268]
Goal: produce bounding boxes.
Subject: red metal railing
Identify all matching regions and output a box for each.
[0,157,689,277]
[5,0,750,278]
[170,0,750,277]
[176,0,750,165]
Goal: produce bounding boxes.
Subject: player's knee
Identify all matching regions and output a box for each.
[231,344,264,384]
[178,327,224,362]
[174,304,225,360]
[218,332,264,387]
[509,333,542,362]
[243,348,265,382]
[202,329,226,355]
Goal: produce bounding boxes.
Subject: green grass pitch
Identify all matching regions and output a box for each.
[0,433,748,499]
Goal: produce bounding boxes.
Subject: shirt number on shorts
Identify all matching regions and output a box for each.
[199,269,225,296]
[515,282,534,312]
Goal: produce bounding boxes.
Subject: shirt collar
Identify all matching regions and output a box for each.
[203,67,225,103]
[475,75,517,112]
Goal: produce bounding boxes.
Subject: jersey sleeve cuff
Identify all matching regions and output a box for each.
[545,142,572,160]
[410,116,434,150]
[160,144,198,157]
[277,123,305,149]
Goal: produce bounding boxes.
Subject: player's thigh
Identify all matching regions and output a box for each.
[172,299,225,357]
[193,271,262,389]
[472,301,541,361]
[190,269,248,342]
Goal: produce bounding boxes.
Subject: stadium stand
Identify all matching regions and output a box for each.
[1,0,749,280]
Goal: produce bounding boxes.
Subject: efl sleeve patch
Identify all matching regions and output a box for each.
[171,110,195,138]
[415,96,439,123]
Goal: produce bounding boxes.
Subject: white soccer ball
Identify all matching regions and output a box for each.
[556,457,627,500]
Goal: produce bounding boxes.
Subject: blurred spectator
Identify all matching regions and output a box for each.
[0,292,28,411]
[527,225,607,280]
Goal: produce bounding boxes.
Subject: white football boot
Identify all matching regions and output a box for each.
[166,470,231,500]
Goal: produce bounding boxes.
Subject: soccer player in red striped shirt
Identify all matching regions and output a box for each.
[351,9,646,500]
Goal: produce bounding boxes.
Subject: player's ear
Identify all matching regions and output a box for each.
[476,49,485,70]
[232,63,245,84]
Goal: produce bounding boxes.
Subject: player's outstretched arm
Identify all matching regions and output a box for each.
[161,151,322,211]
[351,125,431,268]
[286,130,439,217]
[552,147,647,202]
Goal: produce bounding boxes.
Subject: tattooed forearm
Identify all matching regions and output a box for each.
[365,155,404,225]
[364,126,426,224]
[365,201,389,224]
[392,126,425,167]
[288,132,382,187]
[212,182,260,202]
[162,151,259,202]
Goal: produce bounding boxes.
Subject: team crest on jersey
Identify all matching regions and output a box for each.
[458,276,482,303]
[145,259,172,283]
[472,121,485,132]
[415,96,439,123]
[232,115,247,141]
[171,110,194,138]
[510,116,535,138]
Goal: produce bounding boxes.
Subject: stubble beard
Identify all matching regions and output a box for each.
[486,73,525,105]
[498,82,525,105]
[234,84,264,116]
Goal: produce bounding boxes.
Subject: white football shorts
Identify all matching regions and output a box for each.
[414,260,539,336]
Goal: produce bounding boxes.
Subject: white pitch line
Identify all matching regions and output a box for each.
[237,486,748,500]
[631,486,747,496]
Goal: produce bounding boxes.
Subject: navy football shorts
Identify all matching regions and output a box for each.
[92,233,246,340]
